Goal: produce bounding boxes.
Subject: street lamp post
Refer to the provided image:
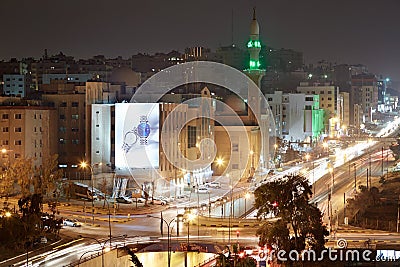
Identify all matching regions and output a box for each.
[353,163,357,192]
[80,161,102,226]
[78,235,127,267]
[78,236,103,267]
[147,215,179,267]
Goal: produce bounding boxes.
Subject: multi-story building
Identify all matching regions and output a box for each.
[2,74,30,97]
[351,74,378,123]
[41,93,86,178]
[266,91,324,145]
[0,105,57,169]
[297,82,339,133]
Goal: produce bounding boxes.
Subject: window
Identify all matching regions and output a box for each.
[305,105,312,110]
[328,97,332,100]
[59,127,66,133]
[60,102,67,107]
[59,138,67,144]
[2,114,8,119]
[2,127,8,132]
[72,139,79,144]
[2,140,8,145]
[15,114,22,119]
[327,91,332,94]
[232,143,239,152]
[15,154,21,159]
[59,114,65,120]
[15,140,22,145]
[72,114,79,120]
[188,126,197,148]
[15,127,22,132]
[305,97,313,101]
[72,102,79,107]
[268,97,273,101]
[328,104,332,107]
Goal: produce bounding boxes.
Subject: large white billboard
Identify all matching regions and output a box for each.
[115,103,159,169]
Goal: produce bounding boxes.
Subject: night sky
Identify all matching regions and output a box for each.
[1,0,399,81]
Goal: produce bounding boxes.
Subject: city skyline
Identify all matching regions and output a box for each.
[1,0,399,81]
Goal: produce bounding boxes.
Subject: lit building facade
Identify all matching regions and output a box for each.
[0,106,57,169]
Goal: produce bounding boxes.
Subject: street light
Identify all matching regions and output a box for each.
[78,236,103,267]
[186,213,195,248]
[79,161,102,225]
[147,215,179,267]
[78,235,127,267]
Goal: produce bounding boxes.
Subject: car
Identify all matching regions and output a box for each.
[151,197,167,205]
[116,196,133,204]
[131,197,146,203]
[207,182,221,188]
[197,187,209,194]
[63,219,81,227]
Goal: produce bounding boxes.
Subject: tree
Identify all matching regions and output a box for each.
[254,174,328,254]
[8,158,35,197]
[36,154,63,199]
[126,247,143,267]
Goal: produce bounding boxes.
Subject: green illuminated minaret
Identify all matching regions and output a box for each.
[248,7,261,70]
[244,7,265,87]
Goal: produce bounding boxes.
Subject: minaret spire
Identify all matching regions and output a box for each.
[253,7,256,20]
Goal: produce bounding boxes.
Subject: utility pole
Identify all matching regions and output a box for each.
[343,192,346,225]
[397,195,400,233]
[354,163,357,192]
[382,146,384,175]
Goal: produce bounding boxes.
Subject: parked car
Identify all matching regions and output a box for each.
[207,182,221,188]
[63,219,81,227]
[116,196,133,204]
[197,187,209,194]
[131,197,146,203]
[151,197,167,205]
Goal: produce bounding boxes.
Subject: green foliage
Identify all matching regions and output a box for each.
[254,174,328,253]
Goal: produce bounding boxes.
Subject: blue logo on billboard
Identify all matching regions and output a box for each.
[122,115,151,153]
